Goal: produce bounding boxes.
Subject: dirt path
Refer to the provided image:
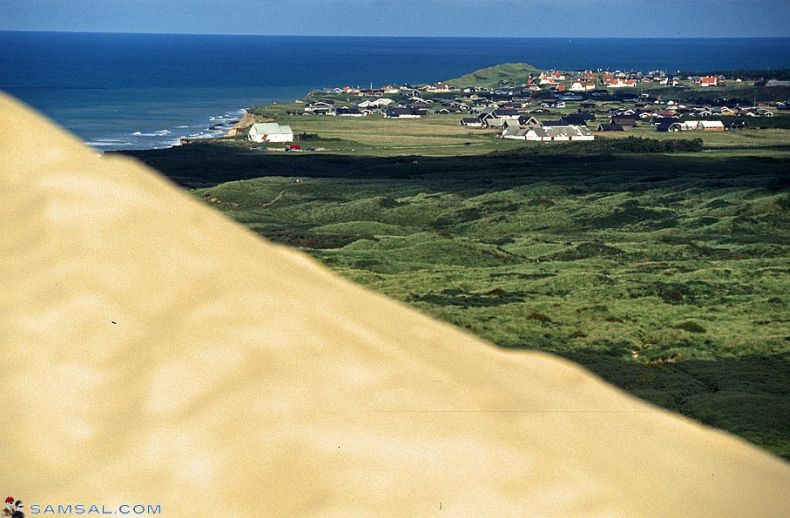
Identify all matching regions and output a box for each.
[260,190,286,208]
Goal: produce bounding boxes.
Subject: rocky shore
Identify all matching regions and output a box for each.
[225,110,274,137]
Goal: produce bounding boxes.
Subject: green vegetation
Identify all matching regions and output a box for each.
[120,62,790,458]
[444,62,538,88]
[495,136,704,155]
[122,143,790,459]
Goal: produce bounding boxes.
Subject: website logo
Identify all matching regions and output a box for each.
[4,496,24,518]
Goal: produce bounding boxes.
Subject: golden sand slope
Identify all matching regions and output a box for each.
[0,93,788,517]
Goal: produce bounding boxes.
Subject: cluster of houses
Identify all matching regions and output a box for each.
[247,66,785,145]
[457,109,594,141]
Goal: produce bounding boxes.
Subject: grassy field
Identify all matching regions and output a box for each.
[123,142,790,459]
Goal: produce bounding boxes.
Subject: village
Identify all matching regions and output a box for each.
[238,65,788,148]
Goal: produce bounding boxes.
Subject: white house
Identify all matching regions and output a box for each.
[699,120,725,131]
[677,120,724,132]
[358,98,394,109]
[522,125,594,142]
[248,123,294,143]
[570,81,596,92]
[503,128,529,140]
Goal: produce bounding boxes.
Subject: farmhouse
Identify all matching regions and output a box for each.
[248,123,294,143]
[699,75,718,87]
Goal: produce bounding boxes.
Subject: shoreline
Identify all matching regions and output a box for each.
[92,106,250,153]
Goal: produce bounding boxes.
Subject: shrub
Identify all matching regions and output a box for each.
[675,321,707,333]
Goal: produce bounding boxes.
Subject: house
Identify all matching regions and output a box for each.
[484,117,514,130]
[562,112,595,125]
[304,101,336,115]
[502,128,531,140]
[425,82,455,93]
[518,115,541,126]
[670,120,724,132]
[694,108,715,117]
[612,116,637,127]
[357,98,394,109]
[570,81,596,92]
[385,108,426,118]
[699,120,725,131]
[652,116,680,126]
[656,121,683,132]
[524,127,550,141]
[493,108,521,119]
[336,107,366,117]
[597,123,626,132]
[248,123,294,143]
[523,125,594,141]
[700,75,718,87]
[459,117,484,128]
[407,97,433,108]
[605,78,637,88]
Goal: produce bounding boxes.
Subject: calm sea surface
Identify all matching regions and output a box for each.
[2,32,789,150]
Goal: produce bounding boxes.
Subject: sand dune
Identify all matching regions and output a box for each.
[1,93,788,516]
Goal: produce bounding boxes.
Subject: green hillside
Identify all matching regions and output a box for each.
[445,62,540,88]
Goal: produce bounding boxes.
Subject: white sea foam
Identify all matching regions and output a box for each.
[85,140,135,147]
[132,130,172,137]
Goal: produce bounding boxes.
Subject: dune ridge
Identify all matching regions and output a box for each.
[1,93,788,516]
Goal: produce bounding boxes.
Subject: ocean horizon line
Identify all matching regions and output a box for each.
[1,29,789,41]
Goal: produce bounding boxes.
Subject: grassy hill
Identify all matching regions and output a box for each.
[134,150,790,460]
[445,62,539,88]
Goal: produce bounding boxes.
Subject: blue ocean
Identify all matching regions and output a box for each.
[2,31,789,150]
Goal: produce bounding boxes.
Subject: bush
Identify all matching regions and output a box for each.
[497,137,704,156]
